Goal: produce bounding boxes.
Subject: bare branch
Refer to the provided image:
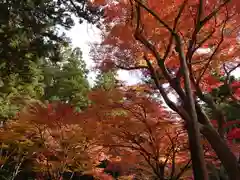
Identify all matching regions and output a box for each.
[133,0,187,100]
[134,0,175,34]
[143,55,178,112]
[196,0,204,26]
[189,14,229,138]
[186,0,230,66]
[116,64,148,70]
[200,0,230,27]
[194,29,216,51]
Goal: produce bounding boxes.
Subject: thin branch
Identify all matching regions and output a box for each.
[170,144,176,179]
[186,0,231,76]
[191,15,228,138]
[115,64,148,70]
[143,55,178,113]
[134,0,175,34]
[186,0,204,62]
[137,104,159,157]
[200,0,230,27]
[133,0,174,82]
[223,63,240,83]
[162,0,188,61]
[133,0,187,100]
[175,159,192,180]
[194,29,216,51]
[164,132,179,179]
[105,140,161,177]
[139,151,161,179]
[196,0,203,26]
[197,18,227,84]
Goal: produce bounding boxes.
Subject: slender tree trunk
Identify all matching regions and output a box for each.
[159,166,165,180]
[11,157,24,180]
[176,36,209,180]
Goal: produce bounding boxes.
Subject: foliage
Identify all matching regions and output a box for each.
[0,87,239,179]
[81,88,193,179]
[1,0,240,179]
[0,0,102,120]
[0,69,44,122]
[0,1,104,178]
[0,0,102,79]
[42,46,90,111]
[92,0,240,179]
[0,45,90,121]
[0,101,96,180]
[94,71,120,90]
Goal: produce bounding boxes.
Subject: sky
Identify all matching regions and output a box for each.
[63,20,141,86]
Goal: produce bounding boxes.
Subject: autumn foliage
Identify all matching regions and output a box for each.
[0,84,239,179]
[0,102,97,180]
[82,88,192,179]
[0,97,189,179]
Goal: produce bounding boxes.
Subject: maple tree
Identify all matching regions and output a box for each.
[81,88,193,179]
[0,101,97,180]
[92,0,240,179]
[82,87,237,180]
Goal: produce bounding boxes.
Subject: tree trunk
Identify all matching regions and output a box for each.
[200,124,240,180]
[176,36,209,180]
[195,105,240,179]
[185,122,208,180]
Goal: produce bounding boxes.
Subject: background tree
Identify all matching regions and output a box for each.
[93,71,119,90]
[0,101,96,180]
[0,0,102,81]
[0,0,103,120]
[42,46,90,111]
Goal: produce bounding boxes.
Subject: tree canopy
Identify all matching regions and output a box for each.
[0,0,101,120]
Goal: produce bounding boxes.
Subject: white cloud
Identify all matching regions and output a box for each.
[117,69,142,85]
[231,67,240,77]
[62,20,100,86]
[196,48,212,54]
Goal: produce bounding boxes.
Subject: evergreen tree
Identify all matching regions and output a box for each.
[0,0,102,81]
[94,71,120,90]
[43,47,90,111]
[0,0,102,120]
